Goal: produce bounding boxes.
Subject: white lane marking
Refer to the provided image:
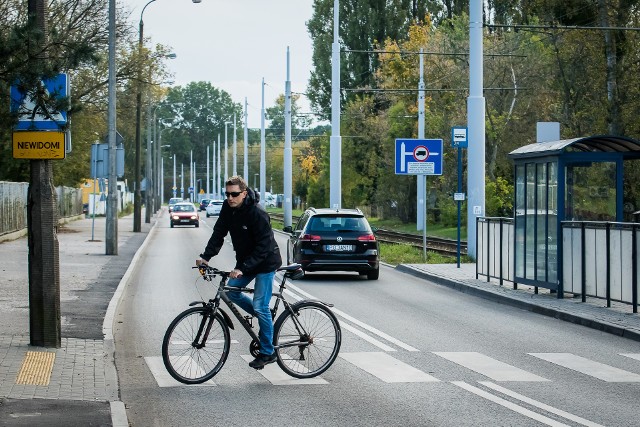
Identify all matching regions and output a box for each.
[285,281,419,352]
[281,287,397,352]
[620,353,640,362]
[529,353,640,382]
[434,352,548,382]
[144,356,216,387]
[451,381,570,427]
[339,352,439,383]
[480,382,605,427]
[240,355,328,385]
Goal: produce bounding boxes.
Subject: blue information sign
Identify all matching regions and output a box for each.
[10,74,69,130]
[395,139,443,175]
[451,126,468,148]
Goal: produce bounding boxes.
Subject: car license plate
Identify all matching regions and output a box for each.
[325,244,354,252]
[180,219,190,222]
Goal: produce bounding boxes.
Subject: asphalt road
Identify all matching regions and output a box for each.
[114,211,640,427]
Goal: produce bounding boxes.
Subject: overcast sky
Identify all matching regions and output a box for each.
[127,0,318,128]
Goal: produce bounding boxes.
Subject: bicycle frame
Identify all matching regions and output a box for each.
[191,269,315,353]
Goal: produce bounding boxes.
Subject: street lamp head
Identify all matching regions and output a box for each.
[192,0,201,3]
[165,53,177,59]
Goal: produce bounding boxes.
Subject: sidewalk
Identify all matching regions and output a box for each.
[397,263,640,342]
[0,213,153,427]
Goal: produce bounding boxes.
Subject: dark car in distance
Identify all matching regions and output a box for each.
[199,199,211,211]
[170,202,199,228]
[284,208,380,280]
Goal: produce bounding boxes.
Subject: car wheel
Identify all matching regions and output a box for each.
[366,268,379,280]
[170,222,174,228]
[195,222,199,228]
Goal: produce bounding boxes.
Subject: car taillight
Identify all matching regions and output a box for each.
[301,234,322,241]
[358,234,376,241]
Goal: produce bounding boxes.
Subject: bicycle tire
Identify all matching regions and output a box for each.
[162,306,230,384]
[273,300,341,379]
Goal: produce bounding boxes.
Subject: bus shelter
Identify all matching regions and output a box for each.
[508,135,640,294]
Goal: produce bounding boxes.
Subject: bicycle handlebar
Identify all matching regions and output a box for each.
[193,265,230,278]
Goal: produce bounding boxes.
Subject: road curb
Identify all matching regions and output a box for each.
[395,264,640,343]
[103,214,160,427]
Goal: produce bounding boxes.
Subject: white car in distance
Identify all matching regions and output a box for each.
[205,200,224,217]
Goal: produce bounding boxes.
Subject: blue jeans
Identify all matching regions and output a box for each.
[226,271,275,356]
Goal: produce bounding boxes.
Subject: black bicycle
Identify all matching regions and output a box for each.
[162,264,342,384]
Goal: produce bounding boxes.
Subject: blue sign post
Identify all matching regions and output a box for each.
[395,139,443,176]
[451,127,468,267]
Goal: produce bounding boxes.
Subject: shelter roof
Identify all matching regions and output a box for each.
[509,135,640,159]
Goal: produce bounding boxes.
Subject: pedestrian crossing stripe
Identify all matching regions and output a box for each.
[529,353,640,382]
[620,353,640,362]
[434,352,549,382]
[144,357,216,387]
[144,352,640,387]
[339,352,439,383]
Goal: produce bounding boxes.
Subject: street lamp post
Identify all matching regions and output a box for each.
[134,0,200,231]
[224,120,232,181]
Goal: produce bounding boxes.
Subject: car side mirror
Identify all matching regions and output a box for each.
[283,226,292,233]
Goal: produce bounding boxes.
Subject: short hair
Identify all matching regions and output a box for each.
[225,176,248,191]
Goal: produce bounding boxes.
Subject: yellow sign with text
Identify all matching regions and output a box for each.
[13,131,66,159]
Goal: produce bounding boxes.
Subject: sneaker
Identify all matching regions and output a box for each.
[249,353,277,369]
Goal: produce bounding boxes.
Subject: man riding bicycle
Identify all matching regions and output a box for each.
[196,176,282,369]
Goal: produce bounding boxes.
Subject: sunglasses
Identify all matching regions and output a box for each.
[225,191,243,198]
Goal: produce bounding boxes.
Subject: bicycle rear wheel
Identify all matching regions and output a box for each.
[273,300,341,379]
[162,307,230,384]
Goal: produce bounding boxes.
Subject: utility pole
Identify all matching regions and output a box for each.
[244,97,249,180]
[330,0,342,209]
[260,78,266,208]
[418,50,427,261]
[284,47,293,227]
[145,103,152,223]
[233,113,237,176]
[189,150,193,202]
[224,121,231,183]
[467,0,486,259]
[206,145,210,197]
[106,0,118,255]
[172,154,176,198]
[217,133,221,198]
[27,0,61,348]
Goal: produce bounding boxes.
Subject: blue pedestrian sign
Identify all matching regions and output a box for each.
[10,74,69,130]
[395,138,443,175]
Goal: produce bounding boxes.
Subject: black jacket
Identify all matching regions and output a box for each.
[200,189,282,275]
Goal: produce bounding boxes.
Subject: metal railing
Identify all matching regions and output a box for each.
[562,221,638,313]
[476,217,515,286]
[0,181,83,236]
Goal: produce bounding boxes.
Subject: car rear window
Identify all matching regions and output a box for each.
[307,216,369,232]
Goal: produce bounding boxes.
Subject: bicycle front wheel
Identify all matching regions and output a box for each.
[273,300,341,379]
[162,307,230,384]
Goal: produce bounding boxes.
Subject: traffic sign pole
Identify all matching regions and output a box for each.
[457,147,462,267]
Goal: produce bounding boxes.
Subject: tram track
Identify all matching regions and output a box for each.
[269,212,467,256]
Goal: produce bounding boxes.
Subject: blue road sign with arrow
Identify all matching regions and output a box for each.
[395,138,443,175]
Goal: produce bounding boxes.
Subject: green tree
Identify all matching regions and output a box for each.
[307,0,435,118]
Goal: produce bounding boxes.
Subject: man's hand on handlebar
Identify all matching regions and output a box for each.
[196,258,208,267]
[229,269,243,279]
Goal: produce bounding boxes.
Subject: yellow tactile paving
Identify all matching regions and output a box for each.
[15,350,56,386]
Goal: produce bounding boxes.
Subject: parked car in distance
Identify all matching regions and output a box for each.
[284,208,380,280]
[205,200,224,217]
[170,202,199,228]
[199,199,211,211]
[168,197,183,213]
